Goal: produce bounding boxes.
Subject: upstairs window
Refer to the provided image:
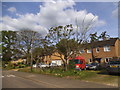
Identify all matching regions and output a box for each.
[96,47,100,53]
[87,49,91,53]
[104,46,111,52]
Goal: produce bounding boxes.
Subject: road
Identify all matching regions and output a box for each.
[2,70,118,88]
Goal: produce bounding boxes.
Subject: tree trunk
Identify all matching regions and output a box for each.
[64,55,68,71]
[30,53,33,72]
[91,47,95,62]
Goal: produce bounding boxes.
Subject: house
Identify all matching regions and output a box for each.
[44,38,120,64]
[44,52,63,65]
[79,38,120,63]
[11,59,24,64]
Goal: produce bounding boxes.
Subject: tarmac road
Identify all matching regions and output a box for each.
[2,70,118,88]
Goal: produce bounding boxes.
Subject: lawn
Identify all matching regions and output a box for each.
[18,67,119,87]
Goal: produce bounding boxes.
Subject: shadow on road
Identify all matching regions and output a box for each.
[97,70,120,76]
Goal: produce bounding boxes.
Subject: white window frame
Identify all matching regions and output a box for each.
[89,59,92,63]
[96,47,99,53]
[87,49,91,53]
[104,46,111,52]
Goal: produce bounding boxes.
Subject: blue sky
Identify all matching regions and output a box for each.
[2,2,118,37]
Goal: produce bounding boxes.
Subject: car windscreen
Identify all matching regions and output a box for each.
[109,61,120,64]
[74,59,83,64]
[69,59,83,64]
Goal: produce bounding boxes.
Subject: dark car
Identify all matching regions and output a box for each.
[106,60,120,74]
[86,64,90,69]
[88,63,99,70]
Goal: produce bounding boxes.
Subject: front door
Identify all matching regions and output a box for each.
[94,58,101,63]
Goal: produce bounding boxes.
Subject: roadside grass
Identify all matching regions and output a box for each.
[2,62,29,70]
[18,67,119,86]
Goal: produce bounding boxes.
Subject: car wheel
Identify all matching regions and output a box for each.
[108,72,112,75]
[94,68,97,71]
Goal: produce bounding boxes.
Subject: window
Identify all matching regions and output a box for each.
[87,49,91,53]
[104,46,111,52]
[105,58,112,63]
[96,47,99,53]
[80,49,84,53]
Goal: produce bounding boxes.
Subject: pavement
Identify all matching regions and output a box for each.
[2,70,118,88]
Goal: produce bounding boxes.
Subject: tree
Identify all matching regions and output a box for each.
[46,15,99,70]
[73,15,98,58]
[90,32,99,43]
[16,29,42,71]
[99,31,110,40]
[56,39,78,70]
[32,45,54,65]
[89,32,99,62]
[32,47,45,65]
[75,15,97,44]
[46,24,78,70]
[2,31,17,62]
[46,24,74,44]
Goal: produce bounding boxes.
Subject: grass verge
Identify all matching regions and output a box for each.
[18,67,119,87]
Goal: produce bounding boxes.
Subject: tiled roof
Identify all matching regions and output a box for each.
[84,38,118,48]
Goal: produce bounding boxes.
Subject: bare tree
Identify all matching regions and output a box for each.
[75,15,97,44]
[74,15,98,56]
[16,29,42,71]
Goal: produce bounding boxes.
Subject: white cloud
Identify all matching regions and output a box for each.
[7,7,16,13]
[1,0,106,35]
[112,8,118,18]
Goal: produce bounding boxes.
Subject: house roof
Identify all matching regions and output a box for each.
[84,38,118,48]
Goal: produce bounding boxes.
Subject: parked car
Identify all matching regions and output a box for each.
[49,63,58,67]
[38,63,49,68]
[88,63,99,70]
[69,56,86,71]
[106,60,120,74]
[86,64,90,69]
[33,64,37,68]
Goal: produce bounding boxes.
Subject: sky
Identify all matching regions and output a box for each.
[1,1,118,37]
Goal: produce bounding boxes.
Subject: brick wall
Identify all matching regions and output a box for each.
[79,46,116,63]
[44,39,120,64]
[115,39,120,57]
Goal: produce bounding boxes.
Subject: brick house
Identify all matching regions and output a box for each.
[44,52,64,65]
[44,38,120,64]
[80,38,120,64]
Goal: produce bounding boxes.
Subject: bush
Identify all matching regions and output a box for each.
[68,60,75,70]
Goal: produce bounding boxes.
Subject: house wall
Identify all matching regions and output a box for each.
[44,55,51,64]
[51,60,63,66]
[44,39,120,64]
[80,46,116,63]
[50,52,64,60]
[115,39,120,57]
[44,52,64,64]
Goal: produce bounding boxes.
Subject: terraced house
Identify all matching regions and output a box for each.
[80,38,120,64]
[44,38,120,65]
